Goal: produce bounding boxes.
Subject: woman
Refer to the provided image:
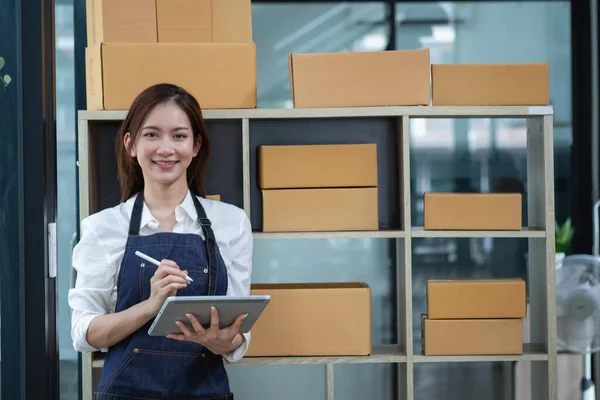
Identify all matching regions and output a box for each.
[68,83,252,399]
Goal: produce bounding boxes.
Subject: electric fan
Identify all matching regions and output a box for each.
[557,254,600,400]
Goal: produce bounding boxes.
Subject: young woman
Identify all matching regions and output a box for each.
[68,83,252,399]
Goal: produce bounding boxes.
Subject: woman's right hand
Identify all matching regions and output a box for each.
[144,259,189,317]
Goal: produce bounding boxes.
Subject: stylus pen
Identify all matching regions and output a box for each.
[135,250,193,282]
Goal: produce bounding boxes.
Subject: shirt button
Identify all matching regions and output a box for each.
[203,268,208,273]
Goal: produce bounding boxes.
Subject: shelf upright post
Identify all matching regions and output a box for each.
[526,114,557,400]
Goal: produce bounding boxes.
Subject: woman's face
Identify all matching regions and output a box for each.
[125,102,200,188]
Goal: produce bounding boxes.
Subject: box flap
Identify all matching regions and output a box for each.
[211,0,253,42]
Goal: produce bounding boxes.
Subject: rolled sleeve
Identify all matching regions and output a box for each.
[68,217,118,353]
[223,211,253,362]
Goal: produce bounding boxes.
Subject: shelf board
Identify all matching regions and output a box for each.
[413,343,548,363]
[91,345,406,368]
[410,227,546,238]
[78,106,553,122]
[235,345,406,365]
[253,230,406,240]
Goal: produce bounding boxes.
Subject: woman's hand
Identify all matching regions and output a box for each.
[144,259,189,317]
[167,307,247,355]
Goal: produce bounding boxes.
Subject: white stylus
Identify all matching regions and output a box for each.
[135,250,193,282]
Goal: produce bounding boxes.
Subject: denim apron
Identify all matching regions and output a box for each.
[95,191,233,400]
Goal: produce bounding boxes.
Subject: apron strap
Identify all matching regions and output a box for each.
[191,193,220,296]
[128,192,145,236]
[127,191,220,296]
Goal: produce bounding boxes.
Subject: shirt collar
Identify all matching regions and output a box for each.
[128,191,199,230]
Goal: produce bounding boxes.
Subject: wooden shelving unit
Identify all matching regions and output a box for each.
[77,105,557,400]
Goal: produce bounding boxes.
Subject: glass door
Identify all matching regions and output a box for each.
[0,0,60,398]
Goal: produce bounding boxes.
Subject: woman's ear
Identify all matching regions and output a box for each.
[193,135,202,157]
[124,132,136,157]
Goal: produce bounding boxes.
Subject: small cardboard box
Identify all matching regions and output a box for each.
[86,43,256,110]
[258,144,378,189]
[427,279,526,319]
[424,193,522,230]
[156,0,252,43]
[246,283,372,356]
[205,194,221,201]
[431,63,549,106]
[288,48,430,108]
[422,317,523,356]
[262,188,378,232]
[86,0,158,46]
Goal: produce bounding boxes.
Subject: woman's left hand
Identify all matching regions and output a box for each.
[167,307,246,355]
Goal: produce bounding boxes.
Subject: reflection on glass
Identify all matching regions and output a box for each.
[55,2,79,399]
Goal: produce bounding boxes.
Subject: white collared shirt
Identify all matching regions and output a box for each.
[68,191,253,363]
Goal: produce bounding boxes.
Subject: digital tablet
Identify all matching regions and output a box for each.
[148,295,271,336]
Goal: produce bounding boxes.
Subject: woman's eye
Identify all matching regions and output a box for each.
[174,134,187,139]
[143,132,157,138]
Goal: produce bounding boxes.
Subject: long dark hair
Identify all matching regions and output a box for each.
[116,83,210,202]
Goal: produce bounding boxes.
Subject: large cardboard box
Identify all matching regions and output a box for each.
[258,144,378,189]
[86,43,257,110]
[247,283,372,356]
[427,279,526,319]
[86,0,158,46]
[422,317,523,356]
[262,188,378,232]
[288,49,430,108]
[424,193,522,230]
[431,63,549,106]
[156,0,252,43]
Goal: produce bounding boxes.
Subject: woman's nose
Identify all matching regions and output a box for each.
[156,140,175,154]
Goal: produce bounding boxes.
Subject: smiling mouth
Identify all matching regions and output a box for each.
[153,160,178,169]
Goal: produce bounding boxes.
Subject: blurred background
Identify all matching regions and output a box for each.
[43,0,589,399]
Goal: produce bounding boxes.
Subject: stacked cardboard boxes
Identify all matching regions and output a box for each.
[286,46,549,108]
[422,279,527,356]
[258,144,379,232]
[85,0,256,110]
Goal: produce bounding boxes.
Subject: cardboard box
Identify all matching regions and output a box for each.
[423,193,522,230]
[422,317,523,356]
[86,0,158,46]
[288,49,430,108]
[258,144,378,189]
[427,279,526,319]
[431,63,549,106]
[86,43,257,110]
[157,0,252,43]
[262,188,378,232]
[246,283,372,356]
[206,194,221,201]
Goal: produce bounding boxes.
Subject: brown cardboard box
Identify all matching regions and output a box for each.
[288,48,430,108]
[156,0,252,43]
[422,317,523,356]
[427,279,526,319]
[86,43,256,110]
[431,63,549,106]
[262,188,378,232]
[246,283,372,356]
[86,0,158,46]
[206,194,221,201]
[424,193,522,230]
[258,144,378,189]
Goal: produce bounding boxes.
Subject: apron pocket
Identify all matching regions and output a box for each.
[102,348,228,399]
